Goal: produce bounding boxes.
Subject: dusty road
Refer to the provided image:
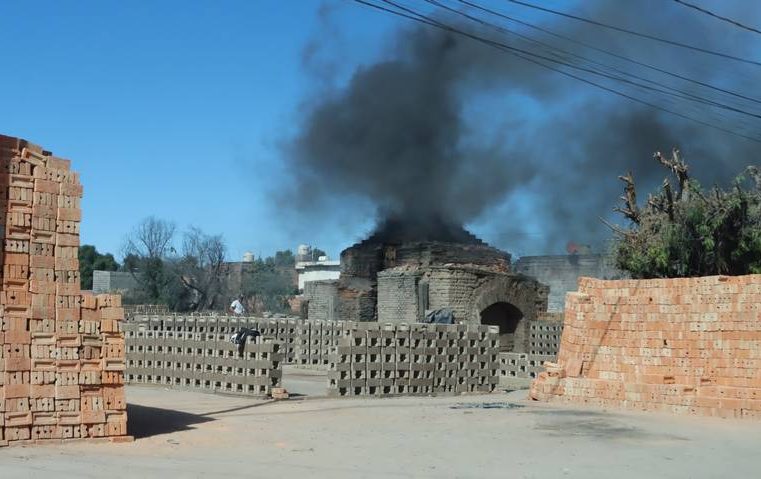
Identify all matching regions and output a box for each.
[2,384,760,479]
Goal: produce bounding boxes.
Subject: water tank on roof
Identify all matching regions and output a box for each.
[297,244,311,256]
[242,252,254,263]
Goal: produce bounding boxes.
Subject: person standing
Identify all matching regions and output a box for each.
[229,295,246,315]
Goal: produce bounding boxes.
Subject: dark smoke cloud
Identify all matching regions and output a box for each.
[284,0,761,254]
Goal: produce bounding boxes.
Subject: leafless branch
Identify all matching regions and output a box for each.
[616,171,640,224]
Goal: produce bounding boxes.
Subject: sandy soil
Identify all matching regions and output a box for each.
[2,383,761,479]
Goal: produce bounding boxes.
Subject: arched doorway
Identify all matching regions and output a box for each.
[480,302,523,352]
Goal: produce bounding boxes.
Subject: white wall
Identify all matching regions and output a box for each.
[298,269,340,291]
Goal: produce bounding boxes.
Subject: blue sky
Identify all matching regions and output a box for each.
[3,1,751,262]
[0,1,401,261]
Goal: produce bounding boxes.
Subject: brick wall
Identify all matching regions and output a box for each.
[514,255,625,311]
[377,270,421,323]
[531,275,761,419]
[0,135,128,446]
[377,266,549,326]
[305,280,339,321]
[92,270,138,293]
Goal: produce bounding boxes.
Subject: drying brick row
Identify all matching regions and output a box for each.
[123,321,282,396]
[328,322,500,397]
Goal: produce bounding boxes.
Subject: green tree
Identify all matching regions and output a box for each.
[78,245,119,290]
[273,249,296,267]
[609,150,761,278]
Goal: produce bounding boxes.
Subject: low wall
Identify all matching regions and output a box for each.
[128,314,562,388]
[531,275,761,419]
[123,323,282,396]
[327,323,500,396]
[500,353,556,389]
[127,315,338,368]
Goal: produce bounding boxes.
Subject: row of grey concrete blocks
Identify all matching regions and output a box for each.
[327,323,501,397]
[123,322,283,397]
[498,352,557,389]
[128,315,352,368]
[128,315,503,371]
[527,319,563,356]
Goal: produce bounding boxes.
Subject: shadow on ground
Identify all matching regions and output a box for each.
[127,404,216,439]
[523,408,690,442]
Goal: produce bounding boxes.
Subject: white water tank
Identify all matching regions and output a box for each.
[242,251,254,263]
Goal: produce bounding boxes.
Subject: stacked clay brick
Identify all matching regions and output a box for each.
[531,275,761,419]
[0,134,128,445]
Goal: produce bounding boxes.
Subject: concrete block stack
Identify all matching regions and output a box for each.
[294,319,312,365]
[380,322,398,395]
[123,320,282,396]
[328,322,499,397]
[531,275,761,419]
[408,324,435,395]
[283,319,297,363]
[527,318,563,356]
[127,315,381,369]
[123,315,501,398]
[0,134,128,446]
[432,324,460,394]
[457,323,500,394]
[499,352,556,389]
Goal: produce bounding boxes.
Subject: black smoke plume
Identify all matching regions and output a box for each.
[285,0,761,254]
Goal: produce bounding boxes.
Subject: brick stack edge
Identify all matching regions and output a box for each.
[530,275,761,419]
[0,135,128,446]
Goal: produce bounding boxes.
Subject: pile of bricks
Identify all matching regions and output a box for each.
[531,275,761,419]
[123,318,282,396]
[0,134,128,446]
[328,322,499,397]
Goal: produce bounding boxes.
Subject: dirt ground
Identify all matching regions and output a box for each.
[2,378,761,479]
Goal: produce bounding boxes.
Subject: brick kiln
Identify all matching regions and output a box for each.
[0,135,128,446]
[306,218,549,351]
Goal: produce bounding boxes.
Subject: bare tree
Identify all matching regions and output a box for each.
[122,217,177,304]
[173,227,227,311]
[124,216,176,259]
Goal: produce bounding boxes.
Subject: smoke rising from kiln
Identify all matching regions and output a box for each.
[286,0,761,252]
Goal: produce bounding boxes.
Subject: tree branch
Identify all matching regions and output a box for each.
[616,172,640,224]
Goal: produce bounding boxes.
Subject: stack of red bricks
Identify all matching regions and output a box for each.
[0,134,128,446]
[530,275,761,419]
